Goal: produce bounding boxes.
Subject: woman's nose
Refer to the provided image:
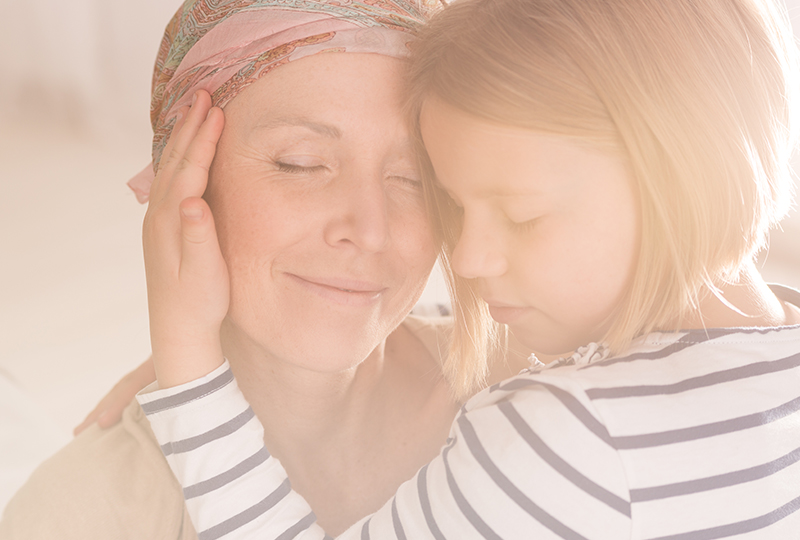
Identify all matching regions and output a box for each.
[323,175,390,253]
[451,212,508,279]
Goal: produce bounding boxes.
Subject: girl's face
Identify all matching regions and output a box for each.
[420,99,640,355]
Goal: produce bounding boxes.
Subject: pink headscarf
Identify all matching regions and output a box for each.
[128,0,429,203]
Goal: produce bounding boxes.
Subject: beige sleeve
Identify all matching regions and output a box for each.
[0,401,195,540]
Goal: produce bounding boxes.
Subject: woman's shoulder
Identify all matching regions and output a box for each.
[0,399,193,540]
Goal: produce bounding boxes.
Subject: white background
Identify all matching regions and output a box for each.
[1,0,799,511]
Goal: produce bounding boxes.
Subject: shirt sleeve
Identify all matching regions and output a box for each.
[137,364,632,539]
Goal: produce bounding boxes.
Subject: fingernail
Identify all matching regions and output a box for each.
[206,107,215,120]
[175,110,184,123]
[192,92,198,107]
[181,206,203,220]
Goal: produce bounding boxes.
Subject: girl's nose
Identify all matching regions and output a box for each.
[451,211,508,279]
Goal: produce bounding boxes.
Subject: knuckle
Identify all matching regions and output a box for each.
[183,226,210,245]
[165,146,183,167]
[143,208,165,230]
[177,154,210,175]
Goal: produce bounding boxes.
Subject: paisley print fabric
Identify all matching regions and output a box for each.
[128,0,429,203]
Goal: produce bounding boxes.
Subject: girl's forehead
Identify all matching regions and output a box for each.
[422,103,618,193]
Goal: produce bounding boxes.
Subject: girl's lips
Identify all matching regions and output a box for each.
[286,273,385,307]
[486,303,531,324]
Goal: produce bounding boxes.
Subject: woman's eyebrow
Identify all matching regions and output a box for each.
[250,117,341,138]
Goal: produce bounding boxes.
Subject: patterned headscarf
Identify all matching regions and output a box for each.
[128,0,430,203]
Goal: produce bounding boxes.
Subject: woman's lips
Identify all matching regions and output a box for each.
[486,303,531,324]
[286,273,385,307]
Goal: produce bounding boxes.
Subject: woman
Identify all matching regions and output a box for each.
[134,0,800,537]
[0,1,527,538]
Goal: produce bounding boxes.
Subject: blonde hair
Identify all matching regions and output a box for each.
[408,0,799,398]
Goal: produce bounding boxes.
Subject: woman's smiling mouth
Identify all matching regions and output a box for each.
[286,273,386,306]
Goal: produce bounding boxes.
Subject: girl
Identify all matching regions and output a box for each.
[136,0,800,537]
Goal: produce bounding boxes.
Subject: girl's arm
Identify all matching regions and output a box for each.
[75,90,226,437]
[142,89,229,391]
[138,363,631,539]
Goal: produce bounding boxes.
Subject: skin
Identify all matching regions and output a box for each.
[75,60,532,532]
[420,98,800,353]
[81,86,800,533]
[77,59,800,540]
[143,54,462,534]
[78,39,800,539]
[209,53,435,376]
[73,359,156,434]
[421,98,640,355]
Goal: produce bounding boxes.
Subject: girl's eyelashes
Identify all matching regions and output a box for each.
[509,215,540,233]
[388,174,423,190]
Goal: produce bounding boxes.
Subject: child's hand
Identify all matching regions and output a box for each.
[73,357,156,435]
[143,90,228,389]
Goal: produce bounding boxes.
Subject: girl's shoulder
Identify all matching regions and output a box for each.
[463,319,800,421]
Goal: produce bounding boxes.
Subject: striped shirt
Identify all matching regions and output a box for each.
[137,288,800,539]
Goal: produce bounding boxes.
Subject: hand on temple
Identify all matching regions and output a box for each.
[143,90,228,389]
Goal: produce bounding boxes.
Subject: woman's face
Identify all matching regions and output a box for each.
[207,53,436,372]
[420,99,639,355]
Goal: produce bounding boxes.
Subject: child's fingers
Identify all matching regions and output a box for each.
[165,106,224,204]
[178,197,226,283]
[72,391,122,435]
[149,106,190,202]
[73,408,101,436]
[163,106,191,162]
[150,90,215,203]
[159,91,212,174]
[72,357,157,436]
[96,410,119,429]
